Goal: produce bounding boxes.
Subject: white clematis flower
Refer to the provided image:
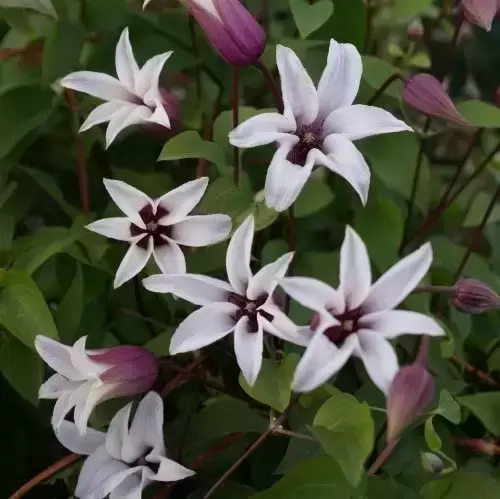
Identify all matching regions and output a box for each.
[143,215,307,387]
[280,226,444,394]
[229,39,413,212]
[35,336,158,436]
[60,28,174,148]
[54,392,195,499]
[86,177,231,288]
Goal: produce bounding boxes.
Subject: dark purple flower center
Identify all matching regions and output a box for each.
[130,204,171,249]
[134,450,160,473]
[228,292,274,333]
[311,307,364,346]
[287,123,324,166]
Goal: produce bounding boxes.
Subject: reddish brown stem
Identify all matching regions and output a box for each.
[366,73,405,106]
[65,90,90,216]
[450,356,497,386]
[160,356,205,397]
[254,60,283,113]
[453,438,500,455]
[368,439,398,475]
[233,66,240,186]
[9,453,81,499]
[154,433,244,499]
[203,395,300,498]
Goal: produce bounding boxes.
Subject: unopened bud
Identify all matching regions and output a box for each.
[387,364,435,442]
[451,278,500,314]
[421,452,445,473]
[91,345,159,396]
[407,19,424,39]
[462,0,497,32]
[403,74,469,127]
[177,0,266,66]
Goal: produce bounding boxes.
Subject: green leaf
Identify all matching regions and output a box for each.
[359,132,430,213]
[434,390,461,424]
[294,176,334,218]
[311,392,374,486]
[187,397,268,445]
[197,173,253,220]
[239,354,298,412]
[277,436,326,474]
[0,0,57,17]
[19,166,78,218]
[55,264,84,343]
[0,269,59,349]
[354,197,403,271]
[42,20,85,83]
[0,85,56,160]
[360,56,403,100]
[391,0,433,20]
[424,417,442,452]
[410,52,431,69]
[289,0,334,39]
[457,392,500,435]
[456,100,500,128]
[158,130,226,167]
[145,329,175,356]
[464,192,500,227]
[0,333,43,405]
[251,457,353,499]
[12,226,82,274]
[424,472,500,498]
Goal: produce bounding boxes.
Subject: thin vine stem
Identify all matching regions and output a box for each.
[9,453,81,499]
[203,395,300,498]
[233,66,240,186]
[254,60,283,112]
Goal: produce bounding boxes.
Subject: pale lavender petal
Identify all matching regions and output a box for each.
[55,420,105,455]
[35,336,82,380]
[170,215,231,247]
[105,104,153,148]
[226,215,254,295]
[323,104,413,141]
[80,101,126,132]
[115,28,140,92]
[86,217,133,241]
[152,238,186,275]
[114,238,153,289]
[234,316,263,387]
[247,252,293,300]
[169,303,238,354]
[60,71,135,102]
[317,39,362,116]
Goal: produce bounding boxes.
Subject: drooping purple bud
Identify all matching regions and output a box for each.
[387,364,435,443]
[90,345,159,396]
[403,74,469,127]
[451,278,500,314]
[181,0,266,66]
[462,0,497,32]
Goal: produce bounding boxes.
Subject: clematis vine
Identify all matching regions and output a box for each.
[280,226,444,394]
[35,336,158,435]
[229,39,412,212]
[60,28,178,148]
[86,177,231,288]
[144,0,266,66]
[143,215,307,386]
[54,392,195,499]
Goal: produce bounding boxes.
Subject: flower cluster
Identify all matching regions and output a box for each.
[33,2,485,496]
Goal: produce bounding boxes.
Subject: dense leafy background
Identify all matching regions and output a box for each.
[3,0,500,497]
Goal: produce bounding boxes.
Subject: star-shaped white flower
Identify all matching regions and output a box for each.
[35,336,158,436]
[143,215,307,386]
[229,39,413,212]
[86,177,231,288]
[54,392,195,499]
[280,226,444,394]
[60,28,173,148]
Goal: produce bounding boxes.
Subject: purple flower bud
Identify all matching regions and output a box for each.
[90,345,159,396]
[462,0,497,32]
[451,278,500,314]
[407,20,424,39]
[182,0,266,66]
[387,364,435,442]
[403,74,469,127]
